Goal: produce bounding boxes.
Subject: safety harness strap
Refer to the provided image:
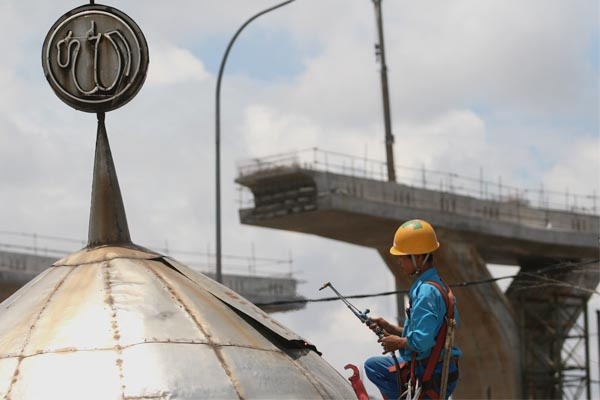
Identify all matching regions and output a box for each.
[420,280,454,400]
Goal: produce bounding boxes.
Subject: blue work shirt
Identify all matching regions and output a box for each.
[400,267,462,362]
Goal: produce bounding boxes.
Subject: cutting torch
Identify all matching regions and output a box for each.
[319,281,408,398]
[319,281,385,338]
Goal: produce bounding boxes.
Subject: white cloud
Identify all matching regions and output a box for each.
[395,109,487,172]
[240,104,320,155]
[385,1,597,119]
[146,42,210,86]
[543,135,600,197]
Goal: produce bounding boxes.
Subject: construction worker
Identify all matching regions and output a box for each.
[364,219,461,400]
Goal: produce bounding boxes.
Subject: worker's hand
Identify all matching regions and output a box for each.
[367,317,391,333]
[367,317,402,336]
[378,333,406,354]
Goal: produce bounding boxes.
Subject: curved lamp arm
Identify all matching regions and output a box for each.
[214,0,296,283]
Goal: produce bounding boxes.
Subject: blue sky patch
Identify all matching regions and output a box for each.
[193,27,319,82]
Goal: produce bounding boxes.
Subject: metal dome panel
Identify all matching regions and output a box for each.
[0,267,71,354]
[12,350,123,399]
[0,246,355,399]
[163,257,305,342]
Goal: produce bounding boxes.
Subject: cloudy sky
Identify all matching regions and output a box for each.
[0,0,598,396]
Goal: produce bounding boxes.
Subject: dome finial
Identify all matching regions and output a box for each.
[87,112,131,247]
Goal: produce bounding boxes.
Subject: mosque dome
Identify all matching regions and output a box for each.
[0,244,354,399]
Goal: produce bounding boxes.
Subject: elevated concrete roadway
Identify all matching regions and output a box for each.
[236,164,599,399]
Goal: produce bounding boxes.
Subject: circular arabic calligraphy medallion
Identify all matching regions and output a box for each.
[42,5,149,113]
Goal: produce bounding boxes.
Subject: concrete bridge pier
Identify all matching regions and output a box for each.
[379,239,520,399]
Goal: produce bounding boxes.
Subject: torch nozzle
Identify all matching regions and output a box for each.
[319,282,331,291]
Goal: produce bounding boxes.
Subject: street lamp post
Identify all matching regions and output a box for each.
[215,0,296,283]
[372,0,396,182]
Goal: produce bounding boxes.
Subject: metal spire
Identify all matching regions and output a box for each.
[87,112,131,247]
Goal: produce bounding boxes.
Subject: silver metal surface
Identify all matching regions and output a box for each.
[164,257,304,342]
[0,246,355,399]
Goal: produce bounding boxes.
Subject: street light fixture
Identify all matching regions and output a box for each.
[214,0,296,283]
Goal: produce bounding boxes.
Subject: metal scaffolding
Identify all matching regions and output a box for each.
[512,261,593,399]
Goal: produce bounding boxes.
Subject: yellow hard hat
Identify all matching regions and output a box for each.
[389,219,440,256]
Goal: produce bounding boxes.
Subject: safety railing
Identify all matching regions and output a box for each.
[0,231,296,279]
[237,147,599,216]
